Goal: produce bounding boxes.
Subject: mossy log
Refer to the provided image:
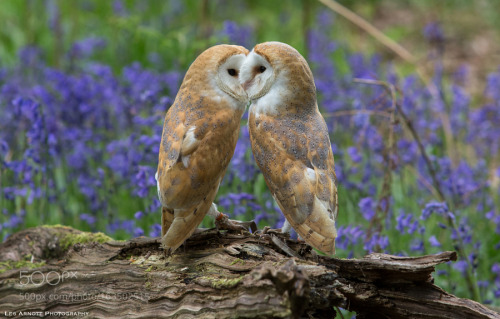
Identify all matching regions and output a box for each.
[0,226,498,318]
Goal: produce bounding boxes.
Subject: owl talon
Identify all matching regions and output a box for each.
[215,213,256,233]
[262,227,285,236]
[162,246,173,258]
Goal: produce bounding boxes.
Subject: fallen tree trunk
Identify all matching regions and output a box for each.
[0,226,498,318]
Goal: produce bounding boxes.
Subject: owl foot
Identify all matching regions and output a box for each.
[258,226,290,237]
[162,246,174,258]
[215,213,257,233]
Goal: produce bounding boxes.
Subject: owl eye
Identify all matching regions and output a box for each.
[259,66,267,73]
[227,69,237,76]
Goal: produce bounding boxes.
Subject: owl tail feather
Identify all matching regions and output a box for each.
[160,200,212,255]
[294,221,336,256]
[292,197,337,256]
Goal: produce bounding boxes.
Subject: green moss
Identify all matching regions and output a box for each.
[41,225,113,250]
[42,224,73,230]
[60,231,112,250]
[0,255,46,274]
[230,258,245,266]
[204,276,243,289]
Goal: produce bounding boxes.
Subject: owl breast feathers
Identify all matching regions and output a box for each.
[156,44,249,254]
[241,42,338,255]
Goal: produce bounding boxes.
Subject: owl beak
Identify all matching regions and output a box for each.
[237,85,248,102]
[242,80,253,91]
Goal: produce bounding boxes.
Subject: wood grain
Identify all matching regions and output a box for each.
[0,226,498,319]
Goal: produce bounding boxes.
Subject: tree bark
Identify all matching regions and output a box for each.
[0,226,498,319]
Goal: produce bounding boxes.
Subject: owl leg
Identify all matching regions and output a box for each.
[207,204,256,232]
[281,219,292,233]
[281,219,305,241]
[259,220,290,237]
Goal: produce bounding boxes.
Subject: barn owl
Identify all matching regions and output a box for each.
[156,44,249,255]
[239,42,338,255]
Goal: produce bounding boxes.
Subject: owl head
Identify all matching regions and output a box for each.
[181,44,249,104]
[239,42,316,107]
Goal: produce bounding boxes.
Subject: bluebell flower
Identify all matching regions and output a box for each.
[113,0,128,16]
[219,21,254,48]
[347,146,362,163]
[492,263,500,276]
[358,197,376,221]
[150,224,161,237]
[363,233,389,252]
[423,22,444,43]
[134,211,144,220]
[421,202,449,220]
[121,220,135,234]
[436,270,448,276]
[69,37,107,59]
[334,225,365,251]
[410,239,424,252]
[134,227,144,237]
[80,213,97,226]
[18,46,44,66]
[453,260,468,275]
[4,214,23,229]
[428,235,441,247]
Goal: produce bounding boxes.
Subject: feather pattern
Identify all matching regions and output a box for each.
[157,45,248,253]
[243,42,338,255]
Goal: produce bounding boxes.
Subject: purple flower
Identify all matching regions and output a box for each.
[397,139,418,164]
[421,202,449,220]
[358,197,376,221]
[436,270,448,276]
[410,239,424,252]
[495,286,500,299]
[492,263,500,277]
[113,0,128,16]
[347,146,362,163]
[4,214,24,229]
[423,22,444,43]
[363,233,389,253]
[150,224,161,238]
[219,21,254,48]
[80,213,97,226]
[134,211,144,220]
[69,37,107,59]
[428,235,441,247]
[134,227,144,237]
[453,260,468,275]
[336,225,365,251]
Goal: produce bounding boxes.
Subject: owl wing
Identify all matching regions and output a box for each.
[249,109,338,255]
[158,103,240,206]
[157,98,242,252]
[157,101,196,210]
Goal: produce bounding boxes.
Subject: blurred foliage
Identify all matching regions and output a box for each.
[1,0,499,79]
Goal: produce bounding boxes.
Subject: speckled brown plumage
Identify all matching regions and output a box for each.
[243,42,338,255]
[156,45,248,254]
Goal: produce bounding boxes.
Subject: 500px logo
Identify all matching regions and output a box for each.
[19,270,78,286]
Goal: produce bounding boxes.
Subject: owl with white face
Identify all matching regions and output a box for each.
[156,45,249,255]
[239,42,338,255]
